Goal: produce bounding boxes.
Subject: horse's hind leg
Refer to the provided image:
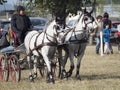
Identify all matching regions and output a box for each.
[27,56,34,82]
[33,56,38,79]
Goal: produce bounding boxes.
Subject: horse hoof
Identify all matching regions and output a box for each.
[60,70,67,79]
[46,78,55,84]
[75,75,81,80]
[33,73,37,79]
[29,75,34,82]
[67,72,72,77]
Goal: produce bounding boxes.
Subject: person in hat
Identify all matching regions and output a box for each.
[11,5,32,46]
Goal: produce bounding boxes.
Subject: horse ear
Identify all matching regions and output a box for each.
[90,0,96,14]
[84,7,86,12]
[89,7,94,14]
[83,7,88,14]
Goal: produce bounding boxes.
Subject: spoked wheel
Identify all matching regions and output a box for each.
[38,65,48,78]
[51,61,60,78]
[51,52,61,78]
[0,55,9,82]
[9,55,21,82]
[37,59,47,78]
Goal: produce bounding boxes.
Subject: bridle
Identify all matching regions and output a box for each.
[41,22,64,45]
[64,13,95,43]
[27,22,63,56]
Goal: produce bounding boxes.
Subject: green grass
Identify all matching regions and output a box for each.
[0,45,120,90]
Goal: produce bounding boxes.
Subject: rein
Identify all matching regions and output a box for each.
[28,24,59,56]
[62,14,94,44]
[27,42,57,56]
[42,25,58,44]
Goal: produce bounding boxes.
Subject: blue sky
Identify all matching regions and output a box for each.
[6,0,17,6]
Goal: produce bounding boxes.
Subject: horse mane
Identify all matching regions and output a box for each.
[43,19,55,31]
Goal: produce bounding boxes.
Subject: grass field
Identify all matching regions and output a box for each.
[0,45,120,90]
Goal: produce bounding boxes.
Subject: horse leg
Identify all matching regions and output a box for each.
[57,46,62,78]
[27,55,34,82]
[75,44,86,80]
[42,53,55,84]
[33,56,38,79]
[67,52,74,78]
[57,46,68,79]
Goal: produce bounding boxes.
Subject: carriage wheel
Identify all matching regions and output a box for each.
[38,65,48,78]
[0,55,9,82]
[51,52,61,78]
[51,62,59,78]
[9,55,21,82]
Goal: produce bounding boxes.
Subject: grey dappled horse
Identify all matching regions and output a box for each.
[58,9,97,80]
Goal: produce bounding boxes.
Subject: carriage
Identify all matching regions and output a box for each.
[0,6,97,84]
[0,44,60,82]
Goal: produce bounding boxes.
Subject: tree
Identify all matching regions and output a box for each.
[32,0,96,28]
[0,0,7,5]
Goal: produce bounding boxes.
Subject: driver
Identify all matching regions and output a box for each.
[11,5,32,46]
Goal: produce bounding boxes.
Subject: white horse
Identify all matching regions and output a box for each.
[58,9,97,80]
[24,20,62,84]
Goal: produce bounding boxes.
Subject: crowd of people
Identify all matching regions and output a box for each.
[93,12,114,55]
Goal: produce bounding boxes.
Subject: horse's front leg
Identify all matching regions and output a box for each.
[42,51,55,84]
[57,46,69,79]
[67,52,74,78]
[75,54,83,80]
[75,44,86,80]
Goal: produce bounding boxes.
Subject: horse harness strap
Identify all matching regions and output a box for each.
[27,42,57,56]
[28,32,57,56]
[67,28,88,44]
[34,33,41,55]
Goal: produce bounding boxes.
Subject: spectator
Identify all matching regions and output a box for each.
[102,12,113,54]
[103,24,111,54]
[11,5,32,46]
[94,15,103,54]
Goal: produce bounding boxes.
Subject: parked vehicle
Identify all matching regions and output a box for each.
[111,21,120,37]
[30,17,48,31]
[0,19,11,49]
[0,19,10,32]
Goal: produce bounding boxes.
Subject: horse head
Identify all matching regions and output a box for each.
[75,9,96,36]
[45,20,64,44]
[83,12,95,33]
